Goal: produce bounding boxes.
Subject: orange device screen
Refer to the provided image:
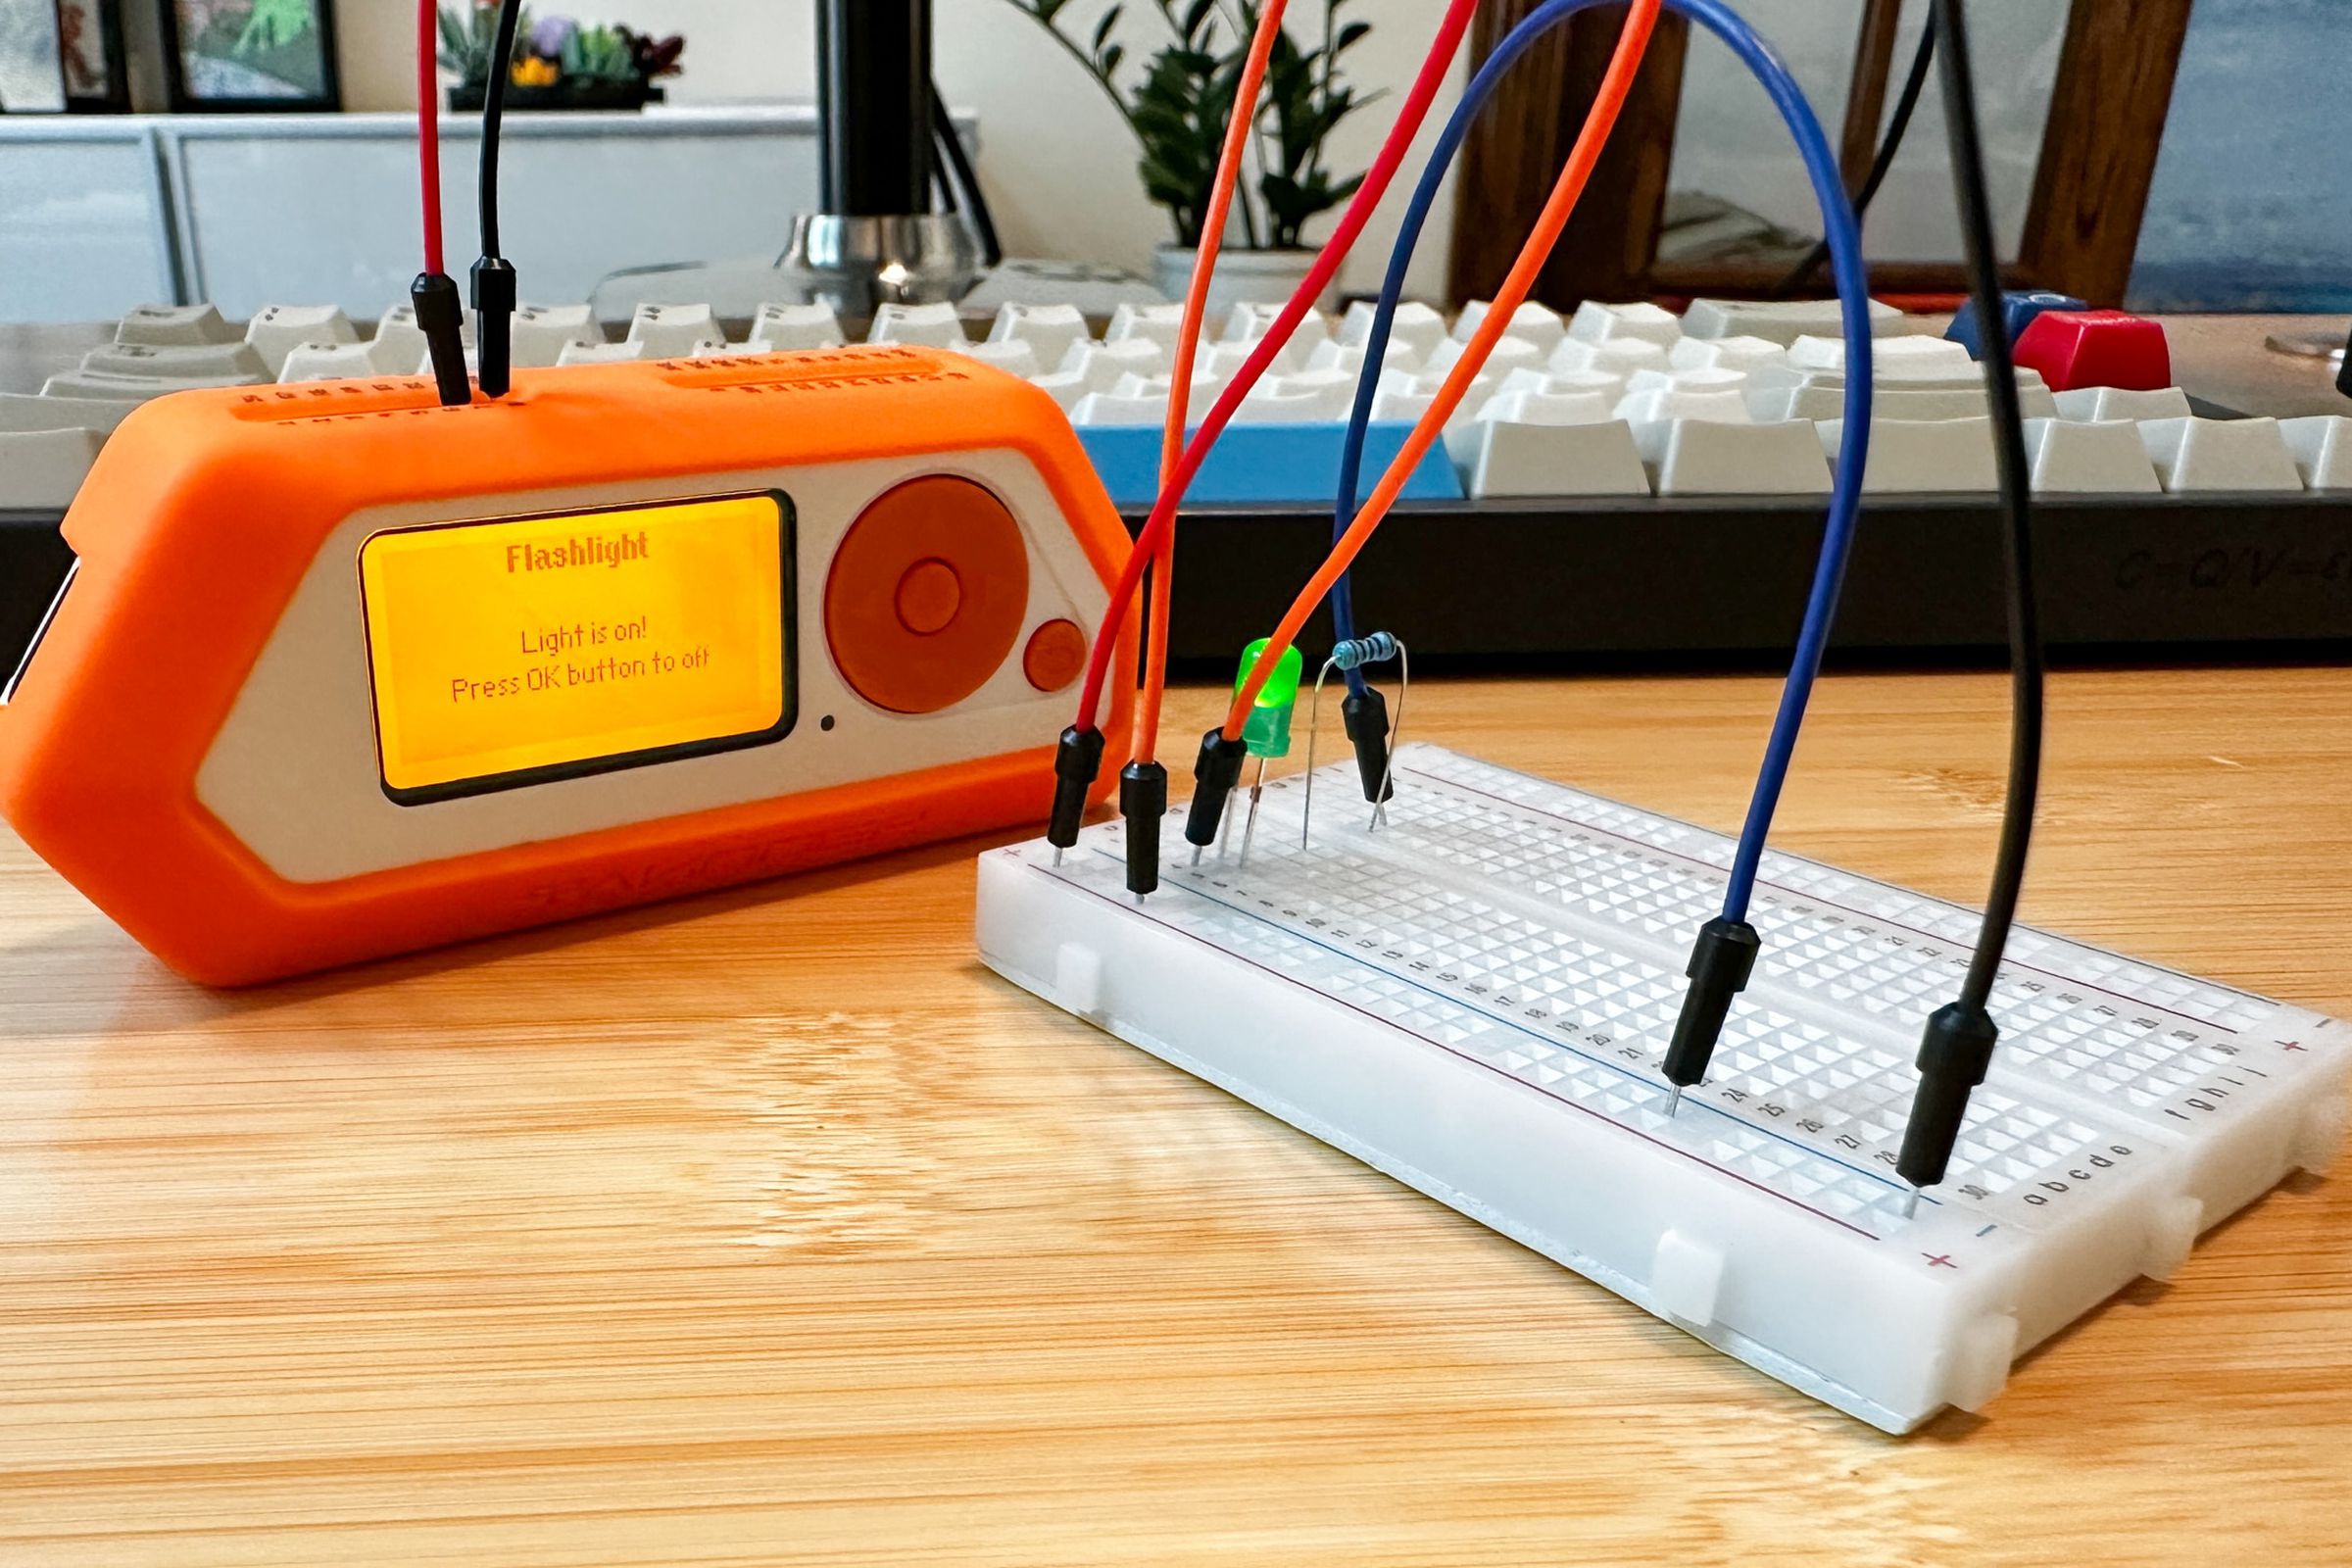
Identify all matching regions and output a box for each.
[358,493,794,802]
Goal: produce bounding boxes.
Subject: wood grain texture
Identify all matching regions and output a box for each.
[1838,0,1908,191]
[2018,0,2196,307]
[1446,3,1690,310]
[3,667,2349,1565]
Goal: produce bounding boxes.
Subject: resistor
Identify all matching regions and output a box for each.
[1330,631,1399,672]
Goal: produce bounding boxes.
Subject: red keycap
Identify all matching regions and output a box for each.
[2011,309,2172,392]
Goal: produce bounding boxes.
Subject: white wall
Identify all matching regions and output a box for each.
[334,0,1467,300]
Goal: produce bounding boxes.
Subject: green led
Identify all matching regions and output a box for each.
[1233,638,1304,759]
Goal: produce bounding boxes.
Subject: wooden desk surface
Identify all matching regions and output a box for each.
[4,668,2348,1565]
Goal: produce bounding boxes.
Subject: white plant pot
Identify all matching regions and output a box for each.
[1152,243,1323,324]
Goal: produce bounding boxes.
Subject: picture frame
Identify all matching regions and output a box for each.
[0,1,69,114]
[158,0,341,112]
[56,0,131,113]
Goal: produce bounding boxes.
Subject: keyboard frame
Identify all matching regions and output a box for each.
[1133,490,2352,670]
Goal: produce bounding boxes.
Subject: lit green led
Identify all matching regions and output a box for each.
[1233,638,1304,759]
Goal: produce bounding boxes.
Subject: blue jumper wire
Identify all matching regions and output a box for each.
[1326,0,1874,922]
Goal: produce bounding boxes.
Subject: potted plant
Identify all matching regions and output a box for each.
[438,4,684,112]
[1004,0,1377,312]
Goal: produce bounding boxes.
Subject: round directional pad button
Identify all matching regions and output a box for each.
[825,476,1029,714]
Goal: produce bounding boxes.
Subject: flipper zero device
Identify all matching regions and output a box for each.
[0,347,1135,985]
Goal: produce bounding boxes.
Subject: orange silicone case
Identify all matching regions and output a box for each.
[0,347,1136,986]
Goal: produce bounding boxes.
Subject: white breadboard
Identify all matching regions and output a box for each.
[975,745,2350,1433]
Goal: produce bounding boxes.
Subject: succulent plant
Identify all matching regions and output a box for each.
[437,6,683,91]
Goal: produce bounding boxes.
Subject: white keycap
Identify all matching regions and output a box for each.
[1637,418,1833,494]
[1424,334,1543,381]
[955,338,1041,377]
[1105,302,1188,354]
[1670,334,1786,374]
[41,368,255,401]
[1750,380,2055,424]
[1748,356,2050,396]
[1026,370,1090,412]
[279,341,398,382]
[1305,337,1420,376]
[1895,383,2058,421]
[1787,332,1976,380]
[1481,387,1614,427]
[1566,300,1682,348]
[867,301,968,347]
[558,340,653,366]
[1680,296,1905,345]
[1452,300,1566,357]
[1498,367,1625,403]
[1221,303,1330,361]
[1340,300,1448,363]
[1614,373,1750,426]
[1370,385,1436,424]
[2280,415,2352,489]
[512,304,600,368]
[1818,416,1997,492]
[2021,418,2161,494]
[2136,416,2305,492]
[985,302,1087,367]
[1549,336,1670,376]
[1234,378,1343,423]
[1189,339,1291,379]
[1114,370,1226,411]
[2051,385,2194,423]
[1446,386,1613,470]
[373,305,471,372]
[0,427,106,507]
[753,302,846,351]
[1623,365,1747,397]
[1456,416,1648,499]
[1061,338,1166,391]
[625,302,719,357]
[686,339,735,359]
[1069,388,1166,426]
[1280,368,1366,418]
[244,305,357,375]
[0,392,136,434]
[117,303,236,347]
[80,340,269,383]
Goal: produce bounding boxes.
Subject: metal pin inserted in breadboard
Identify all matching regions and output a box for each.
[975,744,2349,1433]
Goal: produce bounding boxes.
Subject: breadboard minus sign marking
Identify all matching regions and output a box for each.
[1396,765,2249,1037]
[1056,853,1900,1238]
[1151,855,1924,1205]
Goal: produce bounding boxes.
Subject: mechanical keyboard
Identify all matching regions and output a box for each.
[6,295,2350,677]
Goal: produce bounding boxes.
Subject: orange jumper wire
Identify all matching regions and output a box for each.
[1223,0,1664,738]
[1138,0,1292,766]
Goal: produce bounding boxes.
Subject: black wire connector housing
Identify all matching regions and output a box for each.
[1663,916,1761,1090]
[1896,1001,1998,1191]
[1185,729,1250,848]
[471,256,517,400]
[1048,725,1105,854]
[1118,761,1168,896]
[1342,688,1396,806]
[411,271,471,408]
